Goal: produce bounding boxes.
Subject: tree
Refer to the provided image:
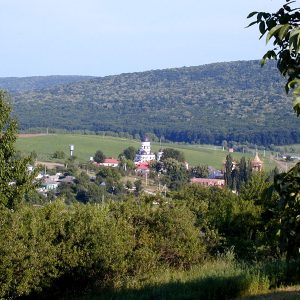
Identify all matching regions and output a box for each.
[161,148,185,163]
[190,165,209,178]
[94,150,106,163]
[162,158,189,190]
[0,91,36,209]
[272,163,300,260]
[247,0,300,114]
[121,146,137,161]
[134,179,143,195]
[224,155,234,189]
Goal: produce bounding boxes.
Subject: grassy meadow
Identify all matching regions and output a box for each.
[16,134,275,170]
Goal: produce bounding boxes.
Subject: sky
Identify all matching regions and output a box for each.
[0,0,285,77]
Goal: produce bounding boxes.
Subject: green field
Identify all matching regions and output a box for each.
[16,134,275,170]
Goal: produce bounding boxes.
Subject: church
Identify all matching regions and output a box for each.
[134,137,156,163]
[251,151,263,172]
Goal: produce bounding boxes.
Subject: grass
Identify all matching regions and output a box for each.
[56,256,300,300]
[16,134,275,170]
[16,134,139,163]
[61,253,270,300]
[240,285,300,299]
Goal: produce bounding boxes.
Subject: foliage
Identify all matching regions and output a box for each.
[0,91,36,209]
[96,166,124,195]
[224,154,234,188]
[224,155,253,191]
[190,164,209,178]
[134,179,143,194]
[273,163,300,260]
[94,150,106,163]
[0,75,93,93]
[161,148,185,162]
[248,1,300,115]
[76,254,271,300]
[74,172,107,203]
[159,158,189,190]
[10,61,300,146]
[249,1,300,262]
[0,197,207,298]
[121,146,137,161]
[173,183,278,260]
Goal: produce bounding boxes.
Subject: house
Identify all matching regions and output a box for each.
[41,180,59,191]
[58,175,75,184]
[191,177,225,188]
[99,158,119,167]
[38,173,75,193]
[135,162,150,176]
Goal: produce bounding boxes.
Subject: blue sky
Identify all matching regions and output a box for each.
[0,0,284,77]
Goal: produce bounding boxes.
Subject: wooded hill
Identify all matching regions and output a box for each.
[3,60,300,146]
[0,75,94,92]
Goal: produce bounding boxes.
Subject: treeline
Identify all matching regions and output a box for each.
[7,60,300,146]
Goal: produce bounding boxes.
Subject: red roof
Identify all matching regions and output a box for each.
[102,158,119,164]
[136,162,150,168]
[137,165,150,170]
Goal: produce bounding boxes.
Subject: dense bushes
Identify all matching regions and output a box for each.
[0,180,295,299]
[0,197,206,298]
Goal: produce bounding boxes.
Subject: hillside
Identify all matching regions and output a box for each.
[8,60,300,146]
[0,75,94,92]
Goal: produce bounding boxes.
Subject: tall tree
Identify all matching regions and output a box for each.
[224,154,233,189]
[0,91,36,209]
[94,150,106,163]
[161,148,185,163]
[121,146,137,161]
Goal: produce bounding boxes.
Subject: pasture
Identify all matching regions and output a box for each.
[16,134,275,170]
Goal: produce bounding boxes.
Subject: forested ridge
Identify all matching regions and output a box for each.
[4,60,300,146]
[0,75,94,92]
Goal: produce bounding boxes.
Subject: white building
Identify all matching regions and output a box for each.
[99,158,119,168]
[135,138,156,163]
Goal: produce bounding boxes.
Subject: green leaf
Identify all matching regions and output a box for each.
[259,21,266,35]
[289,31,300,54]
[261,50,277,65]
[257,12,263,21]
[247,11,258,18]
[266,25,284,44]
[278,24,290,41]
[288,79,300,90]
[289,28,300,40]
[246,21,258,28]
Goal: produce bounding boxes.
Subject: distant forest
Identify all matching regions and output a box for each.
[1,60,300,146]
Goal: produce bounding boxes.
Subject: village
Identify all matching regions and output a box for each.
[35,137,265,200]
